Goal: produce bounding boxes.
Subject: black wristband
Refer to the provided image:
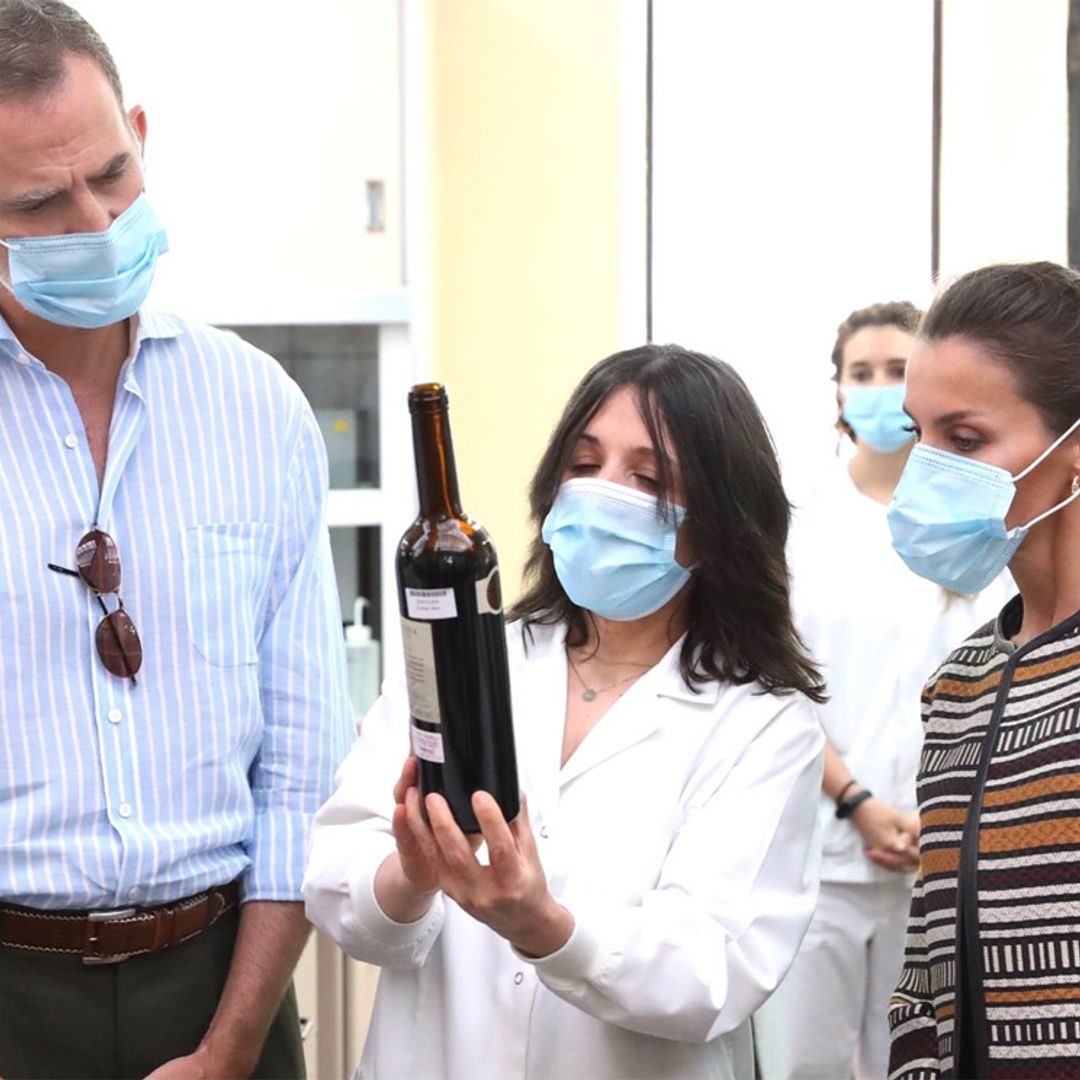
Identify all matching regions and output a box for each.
[836,788,873,820]
[835,779,859,806]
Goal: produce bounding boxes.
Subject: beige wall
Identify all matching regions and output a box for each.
[426,1,626,596]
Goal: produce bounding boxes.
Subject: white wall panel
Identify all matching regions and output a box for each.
[75,0,403,324]
[938,0,1068,279]
[650,1,934,500]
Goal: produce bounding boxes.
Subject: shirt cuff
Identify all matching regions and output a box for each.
[351,856,444,950]
[243,807,312,901]
[514,903,604,990]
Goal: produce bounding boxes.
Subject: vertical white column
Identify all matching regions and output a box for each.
[938,0,1069,280]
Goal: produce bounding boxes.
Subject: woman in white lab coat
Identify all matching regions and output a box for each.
[753,303,1012,1080]
[303,344,827,1080]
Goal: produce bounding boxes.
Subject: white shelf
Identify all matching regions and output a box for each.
[327,488,386,529]
[148,282,411,330]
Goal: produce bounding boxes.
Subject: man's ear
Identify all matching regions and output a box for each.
[128,104,148,155]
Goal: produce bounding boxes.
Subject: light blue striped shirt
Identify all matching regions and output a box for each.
[0,308,353,910]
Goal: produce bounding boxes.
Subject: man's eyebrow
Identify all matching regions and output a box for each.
[88,151,131,183]
[0,152,131,213]
[0,184,67,213]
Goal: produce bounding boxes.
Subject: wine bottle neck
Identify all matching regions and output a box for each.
[412,407,463,517]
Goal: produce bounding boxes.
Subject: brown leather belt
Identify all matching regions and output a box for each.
[0,880,239,965]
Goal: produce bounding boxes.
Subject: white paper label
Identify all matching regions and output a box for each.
[401,617,441,725]
[475,567,503,616]
[411,724,445,764]
[405,587,458,620]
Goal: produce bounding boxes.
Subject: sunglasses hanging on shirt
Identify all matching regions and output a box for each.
[49,528,143,683]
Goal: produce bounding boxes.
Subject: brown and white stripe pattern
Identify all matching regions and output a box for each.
[889,596,1080,1079]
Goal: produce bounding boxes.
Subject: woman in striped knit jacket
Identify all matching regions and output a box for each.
[886,261,1080,1079]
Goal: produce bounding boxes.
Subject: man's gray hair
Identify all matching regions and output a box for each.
[0,0,122,104]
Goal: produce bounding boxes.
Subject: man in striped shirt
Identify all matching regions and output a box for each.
[0,2,354,1076]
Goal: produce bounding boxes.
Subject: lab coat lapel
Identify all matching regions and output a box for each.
[558,636,718,788]
[557,682,665,788]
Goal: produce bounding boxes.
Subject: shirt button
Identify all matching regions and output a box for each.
[16,353,29,366]
[127,886,142,902]
[513,972,524,985]
[539,825,549,839]
[107,708,123,724]
[118,803,133,818]
[63,434,77,449]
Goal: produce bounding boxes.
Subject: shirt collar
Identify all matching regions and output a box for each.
[526,616,721,706]
[0,304,181,356]
[134,307,182,343]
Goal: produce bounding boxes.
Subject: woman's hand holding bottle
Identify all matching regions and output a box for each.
[395,773,574,958]
[373,756,446,924]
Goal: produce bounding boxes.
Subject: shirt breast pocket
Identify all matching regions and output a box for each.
[183,522,277,667]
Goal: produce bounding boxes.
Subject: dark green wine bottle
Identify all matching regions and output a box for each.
[396,383,520,832]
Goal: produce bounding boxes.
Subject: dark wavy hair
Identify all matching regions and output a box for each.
[509,344,826,702]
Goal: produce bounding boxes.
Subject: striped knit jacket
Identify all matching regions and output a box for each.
[889,595,1080,1079]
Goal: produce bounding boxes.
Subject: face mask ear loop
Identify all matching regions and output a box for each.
[1013,414,1080,482]
[1017,483,1080,531]
[1010,416,1080,531]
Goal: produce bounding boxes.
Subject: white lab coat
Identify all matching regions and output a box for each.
[785,461,1013,883]
[303,618,825,1079]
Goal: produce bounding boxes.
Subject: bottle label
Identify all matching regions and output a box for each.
[475,567,502,615]
[411,723,445,764]
[405,587,458,621]
[401,617,442,725]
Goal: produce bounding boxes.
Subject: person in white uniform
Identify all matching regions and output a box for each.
[303,344,827,1080]
[753,303,1013,1079]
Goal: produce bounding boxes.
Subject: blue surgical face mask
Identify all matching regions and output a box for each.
[0,193,168,329]
[541,477,692,621]
[887,416,1080,594]
[841,384,914,453]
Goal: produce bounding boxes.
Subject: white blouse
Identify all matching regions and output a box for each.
[303,619,824,1079]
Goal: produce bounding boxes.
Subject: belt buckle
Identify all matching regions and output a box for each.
[82,906,139,965]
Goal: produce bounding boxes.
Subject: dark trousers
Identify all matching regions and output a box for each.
[0,905,305,1080]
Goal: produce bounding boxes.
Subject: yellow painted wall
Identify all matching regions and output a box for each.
[428,1,625,596]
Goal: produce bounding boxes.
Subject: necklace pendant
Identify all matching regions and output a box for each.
[582,688,598,702]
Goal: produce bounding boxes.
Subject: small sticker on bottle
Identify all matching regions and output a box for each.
[405,587,458,620]
[401,617,441,725]
[411,724,445,763]
[475,567,503,615]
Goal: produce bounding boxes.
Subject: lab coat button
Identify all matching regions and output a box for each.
[539,825,549,839]
[514,971,524,985]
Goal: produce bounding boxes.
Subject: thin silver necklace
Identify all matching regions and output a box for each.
[566,650,645,703]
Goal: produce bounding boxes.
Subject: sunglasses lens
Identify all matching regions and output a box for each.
[96,610,143,679]
[76,530,122,594]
